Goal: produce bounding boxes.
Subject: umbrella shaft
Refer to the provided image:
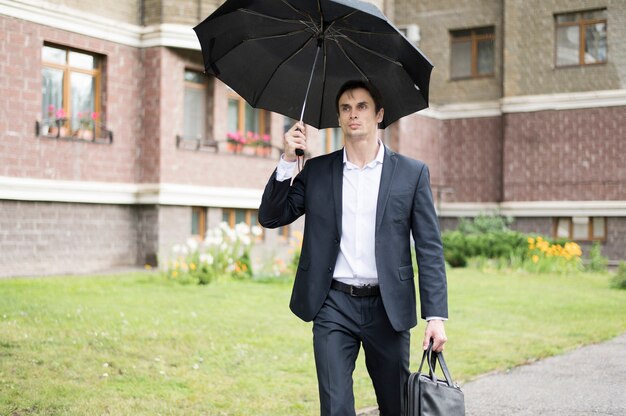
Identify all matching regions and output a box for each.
[299,41,322,123]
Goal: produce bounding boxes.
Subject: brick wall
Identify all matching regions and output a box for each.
[136,205,159,266]
[397,113,502,203]
[503,106,626,201]
[0,200,138,278]
[394,0,503,104]
[157,205,192,266]
[0,16,143,184]
[504,0,626,96]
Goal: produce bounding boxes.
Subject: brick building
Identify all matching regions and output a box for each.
[0,0,624,277]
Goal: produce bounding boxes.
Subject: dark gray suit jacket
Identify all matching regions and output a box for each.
[258,146,448,332]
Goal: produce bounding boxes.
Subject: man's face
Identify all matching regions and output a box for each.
[337,88,384,140]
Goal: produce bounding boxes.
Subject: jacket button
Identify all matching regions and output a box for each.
[328,267,332,273]
[334,239,339,244]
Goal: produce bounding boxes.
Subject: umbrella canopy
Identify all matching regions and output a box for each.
[193,0,433,129]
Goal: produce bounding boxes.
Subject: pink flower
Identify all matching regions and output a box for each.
[55,108,66,119]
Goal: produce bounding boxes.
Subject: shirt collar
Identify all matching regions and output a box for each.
[343,140,385,170]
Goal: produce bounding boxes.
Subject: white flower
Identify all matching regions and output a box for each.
[240,235,251,246]
[235,222,250,237]
[172,244,183,254]
[186,238,198,252]
[251,226,263,237]
[199,253,214,265]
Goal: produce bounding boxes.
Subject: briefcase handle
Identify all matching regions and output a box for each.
[418,339,456,388]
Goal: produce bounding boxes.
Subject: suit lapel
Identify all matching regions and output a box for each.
[376,146,398,232]
[332,150,343,237]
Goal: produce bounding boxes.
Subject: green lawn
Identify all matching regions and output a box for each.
[1,269,625,415]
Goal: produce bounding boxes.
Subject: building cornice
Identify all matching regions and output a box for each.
[0,0,201,49]
[2,177,625,217]
[501,89,626,113]
[417,88,626,120]
[418,101,502,120]
[438,201,626,217]
[0,176,262,209]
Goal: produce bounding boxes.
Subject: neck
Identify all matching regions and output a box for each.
[344,136,380,168]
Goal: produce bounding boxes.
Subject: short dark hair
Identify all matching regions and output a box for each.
[335,80,384,114]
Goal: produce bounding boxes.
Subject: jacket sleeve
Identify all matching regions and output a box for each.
[258,164,307,229]
[411,164,449,319]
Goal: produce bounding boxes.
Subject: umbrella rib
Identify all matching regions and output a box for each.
[253,36,316,107]
[331,38,369,80]
[331,32,403,67]
[242,28,312,43]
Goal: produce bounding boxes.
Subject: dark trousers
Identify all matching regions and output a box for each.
[313,288,410,416]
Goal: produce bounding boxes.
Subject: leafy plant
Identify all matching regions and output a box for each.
[611,262,626,290]
[165,222,262,284]
[586,242,608,272]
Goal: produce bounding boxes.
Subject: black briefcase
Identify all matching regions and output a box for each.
[405,341,465,416]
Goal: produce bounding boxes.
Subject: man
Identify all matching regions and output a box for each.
[259,80,448,416]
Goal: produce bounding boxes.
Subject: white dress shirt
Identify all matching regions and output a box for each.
[276,143,384,287]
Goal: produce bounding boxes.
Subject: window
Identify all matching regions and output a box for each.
[554,217,606,241]
[222,208,263,238]
[450,27,495,79]
[41,44,101,135]
[191,207,207,240]
[227,89,269,137]
[184,70,207,141]
[555,9,607,67]
[321,128,343,153]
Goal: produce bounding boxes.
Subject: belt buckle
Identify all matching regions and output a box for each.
[350,285,358,296]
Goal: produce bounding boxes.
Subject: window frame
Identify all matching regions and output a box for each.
[183,69,208,141]
[553,217,607,242]
[41,43,102,135]
[449,26,495,80]
[554,9,607,68]
[226,89,269,135]
[191,207,207,240]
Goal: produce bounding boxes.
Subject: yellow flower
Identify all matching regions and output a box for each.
[144,264,152,270]
[532,255,539,263]
[190,263,196,271]
[172,270,178,278]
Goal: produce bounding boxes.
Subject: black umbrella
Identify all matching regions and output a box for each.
[194,0,433,132]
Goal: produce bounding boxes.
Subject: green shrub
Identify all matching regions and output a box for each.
[457,213,513,234]
[586,242,608,272]
[441,230,467,267]
[441,225,526,268]
[441,214,583,273]
[611,262,626,290]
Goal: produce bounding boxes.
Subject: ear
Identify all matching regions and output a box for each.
[376,108,384,123]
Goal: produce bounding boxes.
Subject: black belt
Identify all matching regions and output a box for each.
[331,280,380,297]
